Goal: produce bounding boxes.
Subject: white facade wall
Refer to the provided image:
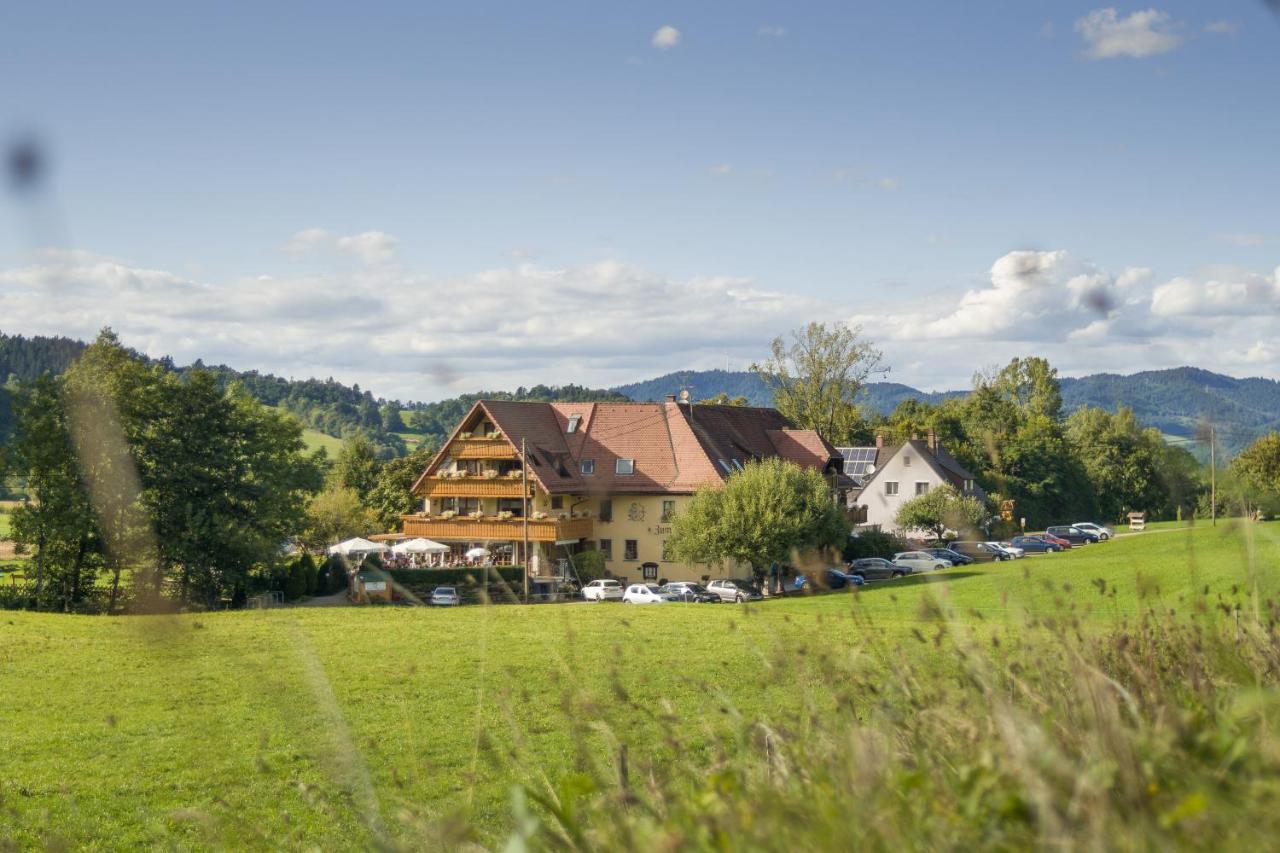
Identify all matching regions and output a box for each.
[856,446,951,533]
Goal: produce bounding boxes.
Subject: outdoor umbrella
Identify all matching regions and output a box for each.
[465,547,491,559]
[392,538,450,555]
[328,537,390,556]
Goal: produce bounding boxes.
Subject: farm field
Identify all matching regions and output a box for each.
[1,522,1278,849]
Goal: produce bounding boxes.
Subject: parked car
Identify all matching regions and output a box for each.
[1045,525,1100,545]
[622,583,677,604]
[925,547,973,566]
[582,578,625,601]
[847,557,907,580]
[795,567,865,591]
[1072,522,1114,540]
[1007,535,1062,554]
[1036,532,1073,549]
[892,551,951,573]
[430,586,461,606]
[661,581,720,602]
[948,541,1012,562]
[707,578,764,602]
[987,541,1024,559]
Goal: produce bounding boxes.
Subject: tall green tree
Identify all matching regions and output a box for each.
[1066,406,1175,522]
[366,445,435,528]
[7,374,100,609]
[894,484,988,541]
[1231,432,1280,516]
[668,458,848,582]
[752,322,884,445]
[303,485,377,550]
[329,435,380,495]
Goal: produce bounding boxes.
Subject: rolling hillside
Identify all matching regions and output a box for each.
[614,367,1280,455]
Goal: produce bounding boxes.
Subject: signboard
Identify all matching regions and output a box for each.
[364,581,387,592]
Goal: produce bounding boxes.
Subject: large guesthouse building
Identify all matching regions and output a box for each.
[396,398,847,582]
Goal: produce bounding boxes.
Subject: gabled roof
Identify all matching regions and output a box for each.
[415,400,843,496]
[846,439,983,499]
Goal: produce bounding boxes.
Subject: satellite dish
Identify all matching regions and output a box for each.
[678,389,690,403]
[866,464,876,474]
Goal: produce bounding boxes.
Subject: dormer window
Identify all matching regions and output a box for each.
[567,414,582,434]
[616,458,635,475]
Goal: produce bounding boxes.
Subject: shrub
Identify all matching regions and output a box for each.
[283,560,308,601]
[843,528,907,561]
[297,553,318,596]
[571,550,606,581]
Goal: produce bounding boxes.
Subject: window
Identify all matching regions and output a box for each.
[661,500,675,522]
[599,539,612,560]
[915,482,929,496]
[624,539,638,561]
[903,454,912,467]
[662,539,673,561]
[550,496,563,510]
[497,498,524,516]
[616,458,635,475]
[718,459,732,473]
[963,479,974,492]
[642,563,658,579]
[885,481,899,496]
[580,459,595,475]
[567,414,582,434]
[599,499,612,522]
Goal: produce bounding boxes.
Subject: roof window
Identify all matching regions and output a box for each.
[567,414,582,434]
[616,458,635,475]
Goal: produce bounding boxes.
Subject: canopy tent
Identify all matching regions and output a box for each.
[392,538,451,555]
[328,537,390,557]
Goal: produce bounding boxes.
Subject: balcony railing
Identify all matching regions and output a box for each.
[401,514,593,543]
[417,475,532,499]
[449,438,518,460]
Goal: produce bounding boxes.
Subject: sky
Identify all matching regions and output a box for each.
[1,1,1278,401]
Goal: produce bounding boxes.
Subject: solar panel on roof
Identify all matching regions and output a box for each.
[840,446,878,484]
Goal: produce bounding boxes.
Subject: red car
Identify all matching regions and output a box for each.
[1034,532,1073,549]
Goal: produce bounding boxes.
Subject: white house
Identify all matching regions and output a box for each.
[839,430,985,534]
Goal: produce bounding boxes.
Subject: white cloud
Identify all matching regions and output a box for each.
[1204,20,1239,36]
[652,25,680,51]
[283,228,398,264]
[1150,267,1280,317]
[1075,8,1184,59]
[709,163,732,175]
[0,248,820,400]
[757,25,786,38]
[877,177,898,191]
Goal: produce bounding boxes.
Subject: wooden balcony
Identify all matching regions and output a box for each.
[417,476,532,499]
[401,514,593,543]
[450,438,518,460]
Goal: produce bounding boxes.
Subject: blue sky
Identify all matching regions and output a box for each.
[2,2,1278,400]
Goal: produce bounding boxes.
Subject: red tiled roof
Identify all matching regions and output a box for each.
[417,400,842,495]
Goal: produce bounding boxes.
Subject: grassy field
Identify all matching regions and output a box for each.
[0,510,10,539]
[1,522,1278,848]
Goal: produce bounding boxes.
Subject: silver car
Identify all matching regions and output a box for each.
[891,551,951,573]
[430,586,461,606]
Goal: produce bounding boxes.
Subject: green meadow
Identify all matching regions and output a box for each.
[2,522,1279,849]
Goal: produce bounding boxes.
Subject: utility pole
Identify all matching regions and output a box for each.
[1210,423,1217,527]
[521,437,530,604]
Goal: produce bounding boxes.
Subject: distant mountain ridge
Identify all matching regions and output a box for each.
[613,367,1280,454]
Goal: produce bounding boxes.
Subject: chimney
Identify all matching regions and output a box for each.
[664,393,677,403]
[927,428,937,455]
[875,433,884,450]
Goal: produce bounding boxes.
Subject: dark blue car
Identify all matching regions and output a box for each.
[1008,535,1063,554]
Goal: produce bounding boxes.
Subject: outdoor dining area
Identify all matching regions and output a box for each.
[329,536,516,569]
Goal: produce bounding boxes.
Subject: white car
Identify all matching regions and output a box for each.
[891,551,951,573]
[1072,522,1113,540]
[430,586,460,606]
[622,583,676,604]
[986,541,1024,559]
[582,579,624,601]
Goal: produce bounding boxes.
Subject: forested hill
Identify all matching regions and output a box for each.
[0,332,625,458]
[614,367,1280,452]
